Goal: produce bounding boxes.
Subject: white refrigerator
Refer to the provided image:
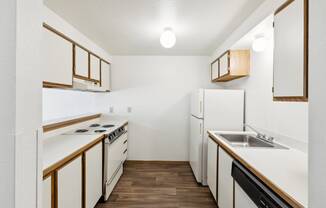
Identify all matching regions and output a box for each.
[189,89,244,185]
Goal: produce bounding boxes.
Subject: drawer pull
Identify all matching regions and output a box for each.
[123,140,127,144]
[123,149,127,154]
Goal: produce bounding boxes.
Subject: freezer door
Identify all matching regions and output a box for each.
[189,115,204,183]
[204,89,244,131]
[191,89,204,118]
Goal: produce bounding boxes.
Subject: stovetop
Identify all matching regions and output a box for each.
[64,123,116,135]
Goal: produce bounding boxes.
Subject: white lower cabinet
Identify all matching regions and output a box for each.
[43,176,52,208]
[85,143,103,208]
[218,147,234,208]
[207,137,217,200]
[234,182,257,208]
[57,156,82,208]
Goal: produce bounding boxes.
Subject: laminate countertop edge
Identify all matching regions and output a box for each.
[208,131,307,208]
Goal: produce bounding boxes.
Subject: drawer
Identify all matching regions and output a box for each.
[122,137,128,150]
[122,148,128,162]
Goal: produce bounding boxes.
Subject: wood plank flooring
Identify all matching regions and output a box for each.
[96,161,217,208]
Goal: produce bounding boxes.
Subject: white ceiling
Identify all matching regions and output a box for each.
[44,0,264,55]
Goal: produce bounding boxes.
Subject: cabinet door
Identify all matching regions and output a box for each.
[207,137,217,200]
[90,55,100,81]
[75,46,89,78]
[101,61,111,91]
[273,0,305,97]
[219,52,229,77]
[85,143,103,208]
[234,182,256,208]
[43,176,52,208]
[57,156,82,208]
[218,147,233,208]
[211,59,219,81]
[43,28,73,86]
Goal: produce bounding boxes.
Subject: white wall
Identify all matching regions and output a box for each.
[0,1,16,207]
[42,89,98,122]
[210,0,308,151]
[95,56,217,161]
[42,6,112,123]
[14,0,43,208]
[309,0,326,207]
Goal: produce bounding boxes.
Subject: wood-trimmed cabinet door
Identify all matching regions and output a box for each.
[85,142,103,208]
[218,147,234,208]
[219,51,230,77]
[43,28,73,87]
[42,175,53,208]
[207,137,217,201]
[74,46,89,79]
[90,55,101,82]
[57,156,82,208]
[101,61,111,91]
[211,59,219,81]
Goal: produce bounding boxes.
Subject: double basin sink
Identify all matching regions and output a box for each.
[217,134,288,149]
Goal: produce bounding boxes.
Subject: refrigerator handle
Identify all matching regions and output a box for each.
[199,123,202,135]
[200,101,203,114]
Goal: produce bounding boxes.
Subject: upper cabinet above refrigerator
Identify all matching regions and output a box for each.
[211,50,250,82]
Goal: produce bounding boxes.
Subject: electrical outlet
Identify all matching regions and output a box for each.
[109,106,114,113]
[127,107,132,113]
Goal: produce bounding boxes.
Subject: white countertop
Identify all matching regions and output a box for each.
[43,119,128,171]
[208,130,308,207]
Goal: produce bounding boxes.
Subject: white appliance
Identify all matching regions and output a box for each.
[103,126,128,200]
[189,89,244,185]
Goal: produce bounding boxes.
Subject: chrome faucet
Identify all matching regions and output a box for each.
[244,124,274,144]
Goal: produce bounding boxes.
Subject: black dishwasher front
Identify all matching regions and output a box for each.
[231,160,292,208]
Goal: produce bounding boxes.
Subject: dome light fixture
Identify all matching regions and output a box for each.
[252,34,266,52]
[160,28,176,48]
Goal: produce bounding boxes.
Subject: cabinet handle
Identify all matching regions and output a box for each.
[123,149,127,154]
[123,140,127,144]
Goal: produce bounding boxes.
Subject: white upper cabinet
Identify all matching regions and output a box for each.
[211,59,219,81]
[85,142,103,208]
[273,0,307,101]
[90,55,100,81]
[207,137,217,201]
[43,28,73,87]
[75,46,89,78]
[218,147,234,208]
[219,52,229,77]
[101,60,111,91]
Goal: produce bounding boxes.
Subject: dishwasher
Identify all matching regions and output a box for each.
[231,160,291,208]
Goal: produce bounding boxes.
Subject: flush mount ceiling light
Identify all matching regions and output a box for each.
[160,28,176,48]
[252,34,266,52]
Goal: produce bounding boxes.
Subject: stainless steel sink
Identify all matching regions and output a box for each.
[217,134,288,149]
